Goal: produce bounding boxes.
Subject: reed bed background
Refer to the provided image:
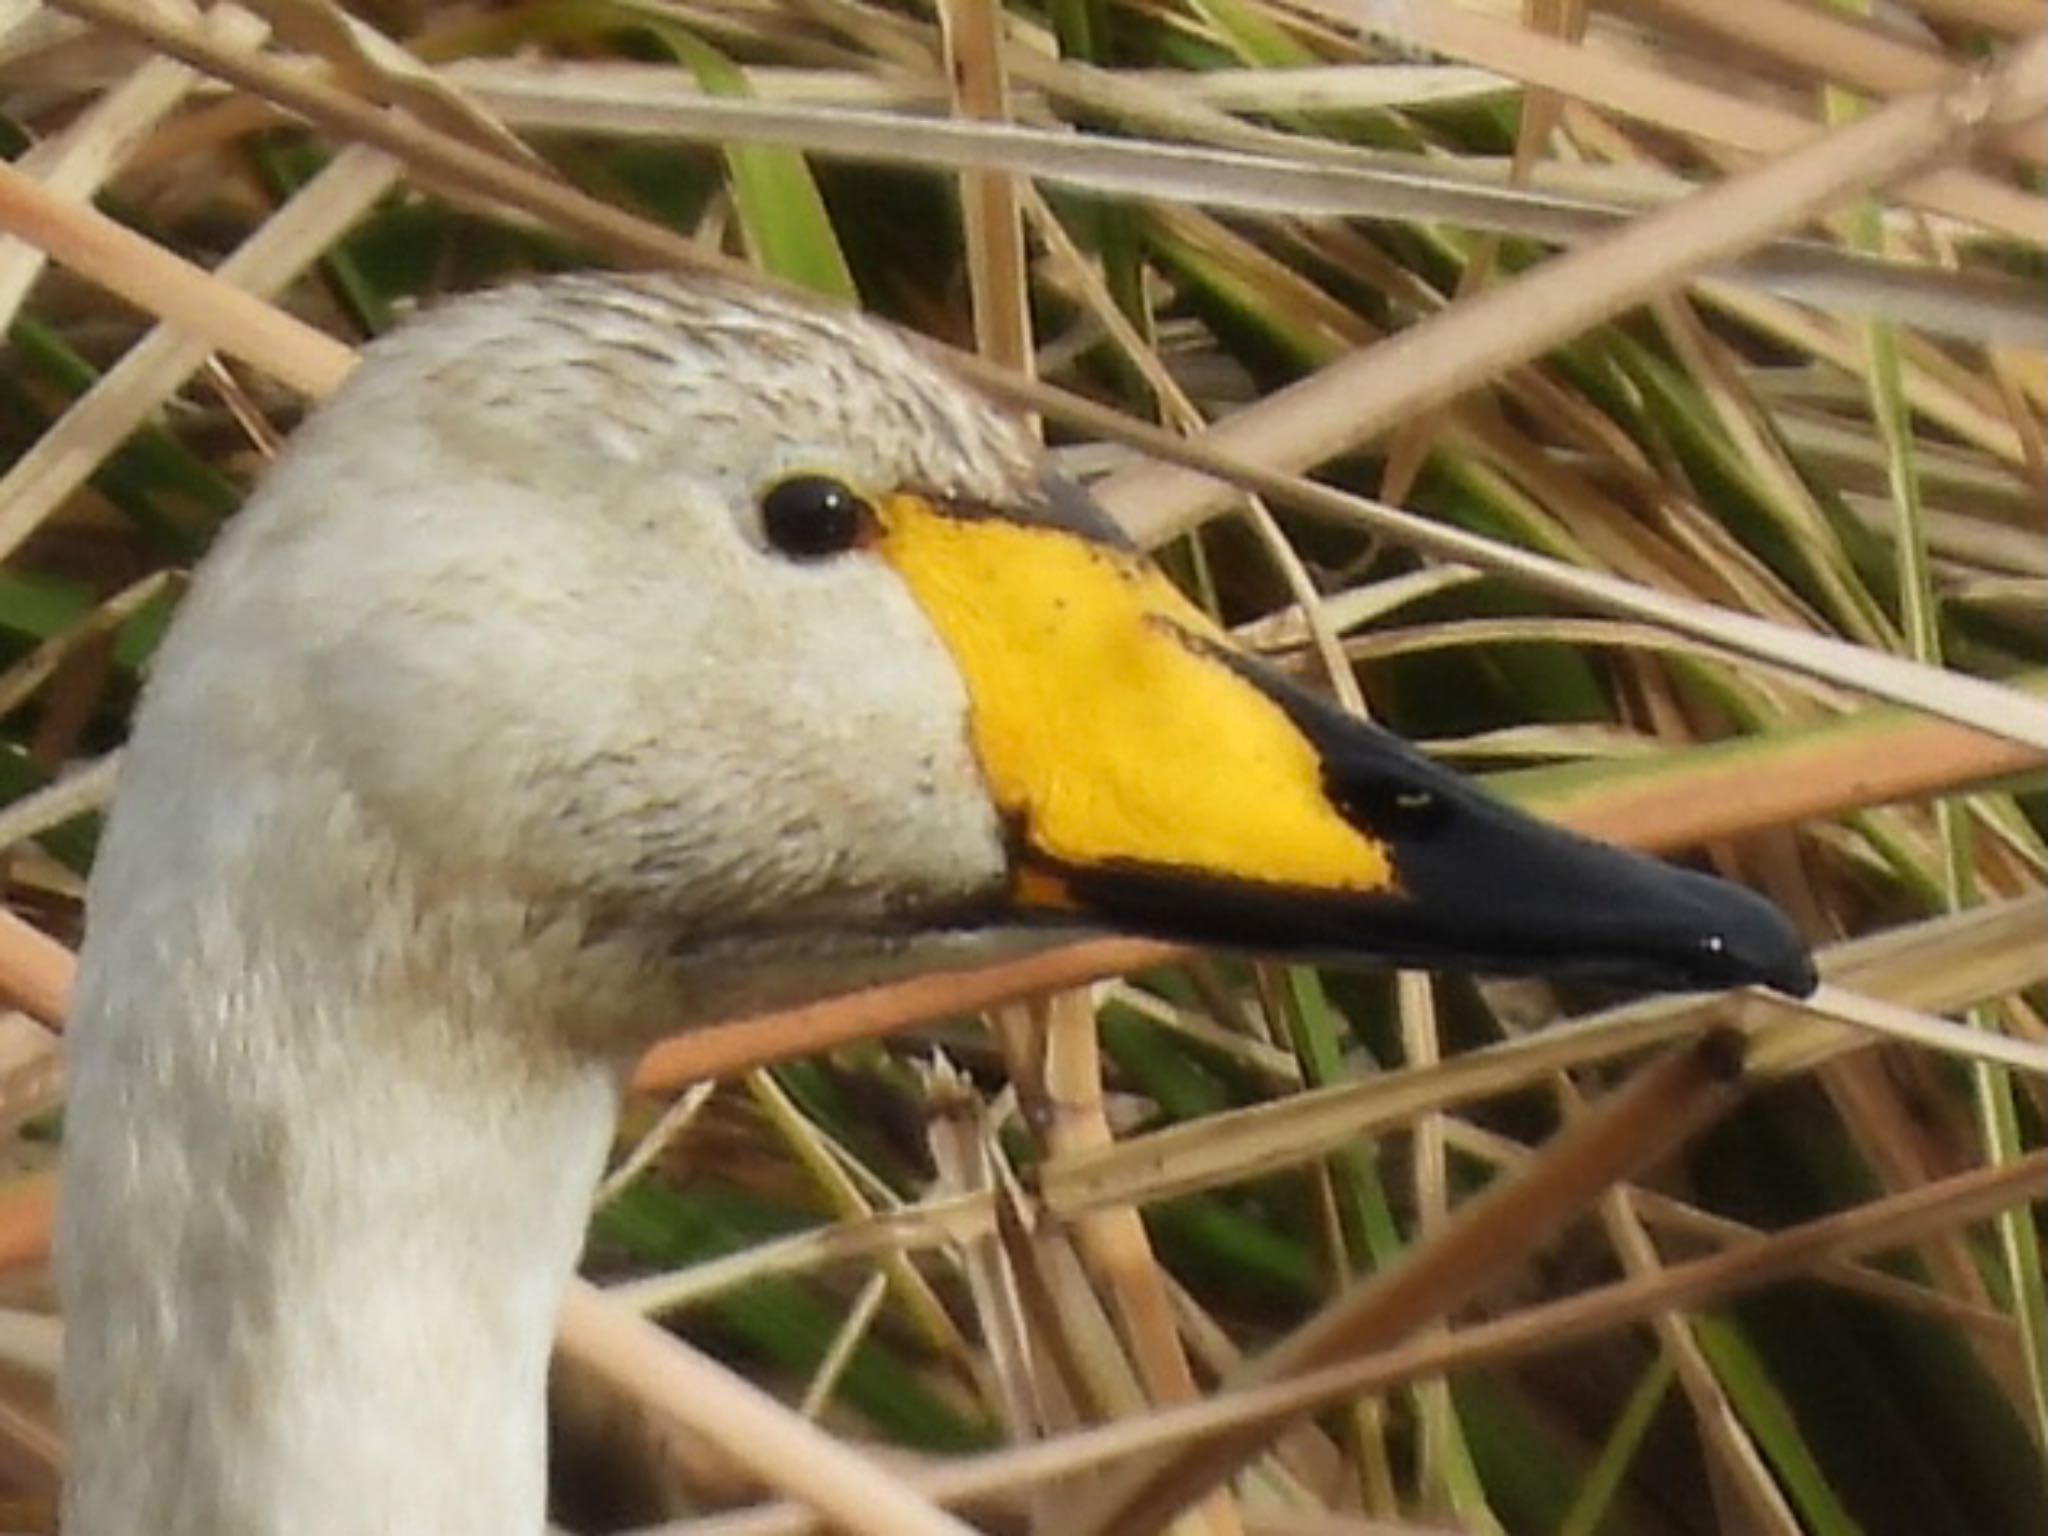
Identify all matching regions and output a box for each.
[0,1,2040,1532]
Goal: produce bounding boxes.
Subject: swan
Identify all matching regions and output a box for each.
[56,271,1814,1535]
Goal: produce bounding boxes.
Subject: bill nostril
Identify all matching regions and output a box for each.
[1329,772,1455,838]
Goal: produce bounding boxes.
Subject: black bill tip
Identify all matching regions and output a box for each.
[1282,664,1820,996]
[1638,873,1818,997]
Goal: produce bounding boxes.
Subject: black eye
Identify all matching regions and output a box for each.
[759,476,874,560]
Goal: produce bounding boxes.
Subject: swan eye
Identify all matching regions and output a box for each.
[759,475,875,560]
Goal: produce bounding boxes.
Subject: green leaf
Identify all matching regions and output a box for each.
[1695,1311,1862,1536]
[631,18,856,301]
[1558,1356,1675,1536]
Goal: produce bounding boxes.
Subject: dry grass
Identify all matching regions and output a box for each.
[0,1,2039,1533]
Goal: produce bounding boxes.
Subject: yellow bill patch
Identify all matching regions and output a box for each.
[873,493,1396,896]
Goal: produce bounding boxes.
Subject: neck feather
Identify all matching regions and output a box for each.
[59,772,629,1536]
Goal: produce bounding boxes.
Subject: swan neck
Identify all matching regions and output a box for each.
[59,946,623,1536]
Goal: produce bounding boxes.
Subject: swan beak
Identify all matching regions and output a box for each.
[873,491,1816,997]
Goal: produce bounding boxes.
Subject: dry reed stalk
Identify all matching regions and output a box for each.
[0,145,396,563]
[1066,1031,1750,1533]
[1290,0,2046,235]
[14,2,2041,749]
[1039,897,2045,1218]
[1442,1118,2016,1341]
[554,1283,980,1536]
[1095,32,2048,542]
[1026,988,1245,1536]
[0,2,267,325]
[1618,0,2046,167]
[938,0,1032,381]
[0,152,357,395]
[674,1150,2048,1535]
[1577,1087,1807,1533]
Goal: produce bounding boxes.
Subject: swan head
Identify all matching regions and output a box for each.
[111,272,1812,1045]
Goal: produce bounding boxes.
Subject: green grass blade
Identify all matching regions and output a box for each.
[630,17,856,301]
[1694,1311,1862,1536]
[1557,1355,1676,1536]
